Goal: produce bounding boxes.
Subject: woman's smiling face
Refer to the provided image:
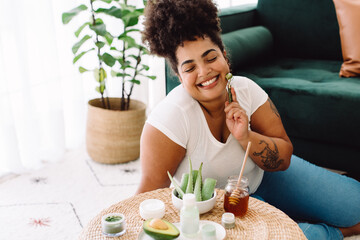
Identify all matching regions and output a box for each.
[176,36,230,103]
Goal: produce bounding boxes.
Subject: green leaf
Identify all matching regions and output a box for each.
[147,75,156,80]
[118,29,140,39]
[128,54,141,64]
[95,41,105,49]
[122,11,142,27]
[141,47,150,55]
[119,35,138,49]
[111,70,131,77]
[136,8,145,14]
[99,0,113,3]
[128,54,139,59]
[96,6,122,18]
[73,48,95,64]
[72,35,91,54]
[141,64,149,71]
[102,53,116,67]
[79,66,89,73]
[100,82,105,92]
[129,79,141,84]
[118,59,131,69]
[75,22,90,37]
[118,4,143,27]
[94,68,107,83]
[62,4,88,24]
[104,32,114,45]
[89,19,107,36]
[95,85,105,94]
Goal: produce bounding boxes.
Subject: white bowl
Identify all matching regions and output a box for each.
[171,189,217,214]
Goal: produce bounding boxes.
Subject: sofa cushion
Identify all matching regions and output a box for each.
[333,0,360,77]
[219,4,257,34]
[237,58,360,148]
[257,0,342,60]
[222,26,273,71]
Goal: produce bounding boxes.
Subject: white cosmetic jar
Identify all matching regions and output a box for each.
[139,199,165,220]
[101,213,126,237]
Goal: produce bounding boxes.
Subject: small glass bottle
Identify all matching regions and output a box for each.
[224,176,249,217]
[221,212,235,229]
[180,193,200,238]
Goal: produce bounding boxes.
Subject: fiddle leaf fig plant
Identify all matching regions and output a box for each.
[62,0,155,110]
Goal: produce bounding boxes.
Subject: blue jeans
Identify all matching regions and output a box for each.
[253,155,360,240]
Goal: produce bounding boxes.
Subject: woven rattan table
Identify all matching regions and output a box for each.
[79,188,306,239]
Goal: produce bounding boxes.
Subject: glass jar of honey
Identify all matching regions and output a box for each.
[224,176,249,217]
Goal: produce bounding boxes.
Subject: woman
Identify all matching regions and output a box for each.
[136,0,360,239]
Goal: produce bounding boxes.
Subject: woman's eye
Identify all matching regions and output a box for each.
[184,66,195,72]
[208,56,217,62]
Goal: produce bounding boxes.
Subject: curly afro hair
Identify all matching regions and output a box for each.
[142,0,225,74]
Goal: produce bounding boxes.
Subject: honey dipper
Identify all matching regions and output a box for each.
[229,141,252,205]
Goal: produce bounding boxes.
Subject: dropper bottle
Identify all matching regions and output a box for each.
[180,193,200,238]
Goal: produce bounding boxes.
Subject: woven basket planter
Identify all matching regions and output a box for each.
[86,98,146,164]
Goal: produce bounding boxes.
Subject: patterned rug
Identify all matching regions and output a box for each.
[0,147,359,240]
[0,147,140,240]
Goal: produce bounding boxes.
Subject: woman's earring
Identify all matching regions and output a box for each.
[226,73,233,103]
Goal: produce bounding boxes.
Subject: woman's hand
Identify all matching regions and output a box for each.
[224,87,249,143]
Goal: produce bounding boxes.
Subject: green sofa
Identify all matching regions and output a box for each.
[165,0,360,180]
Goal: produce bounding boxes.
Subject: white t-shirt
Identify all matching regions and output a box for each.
[146,76,268,193]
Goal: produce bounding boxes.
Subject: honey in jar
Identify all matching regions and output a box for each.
[224,176,249,217]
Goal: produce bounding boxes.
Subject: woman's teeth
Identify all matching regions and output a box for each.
[201,76,217,86]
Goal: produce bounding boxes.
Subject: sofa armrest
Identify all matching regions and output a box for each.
[222,26,273,71]
[219,3,258,34]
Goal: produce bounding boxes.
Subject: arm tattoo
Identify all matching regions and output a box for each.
[253,138,284,169]
[268,98,280,118]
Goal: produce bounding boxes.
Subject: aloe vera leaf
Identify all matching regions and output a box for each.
[194,162,203,201]
[185,157,194,193]
[167,171,184,199]
[202,178,217,201]
[192,170,198,189]
[180,173,189,193]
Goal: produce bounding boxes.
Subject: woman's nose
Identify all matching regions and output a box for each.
[198,63,211,77]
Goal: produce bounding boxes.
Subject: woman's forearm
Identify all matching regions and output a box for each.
[238,130,293,171]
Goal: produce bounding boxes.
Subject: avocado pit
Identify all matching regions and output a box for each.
[149,218,169,230]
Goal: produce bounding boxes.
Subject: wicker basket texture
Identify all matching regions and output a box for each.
[86,98,146,164]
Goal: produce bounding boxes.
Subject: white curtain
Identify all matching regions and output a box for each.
[0,0,165,177]
[0,0,88,175]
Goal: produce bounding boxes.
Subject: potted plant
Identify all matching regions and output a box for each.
[62,0,155,164]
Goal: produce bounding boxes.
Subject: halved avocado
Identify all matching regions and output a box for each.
[143,218,180,240]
